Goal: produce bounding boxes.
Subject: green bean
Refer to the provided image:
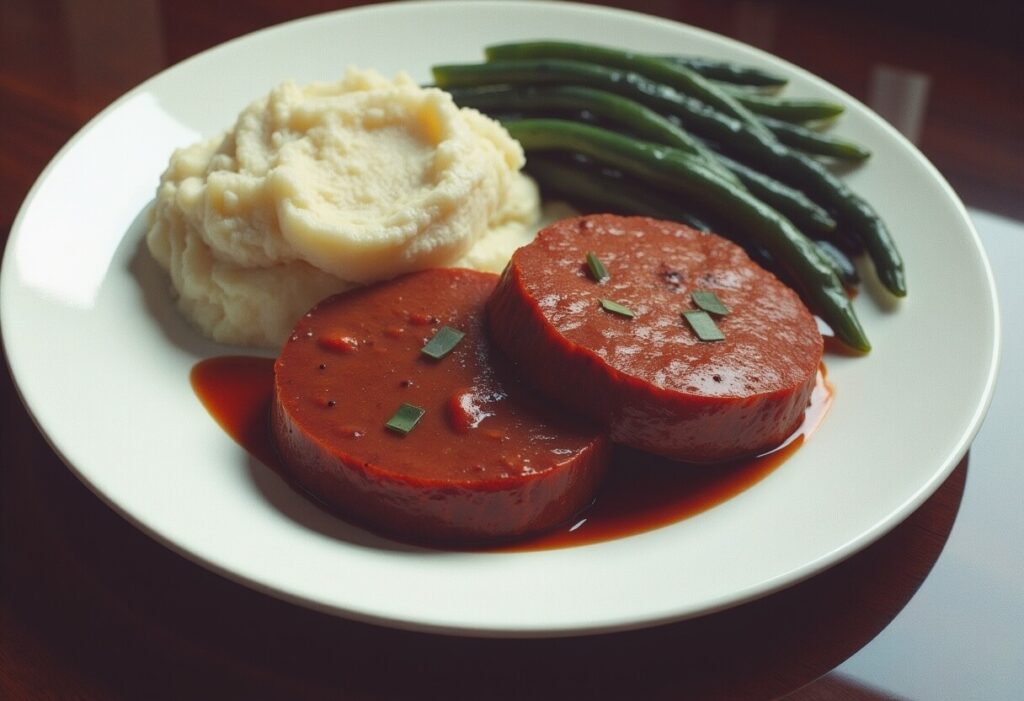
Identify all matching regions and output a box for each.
[815,240,860,287]
[713,152,837,234]
[527,155,855,287]
[581,67,899,291]
[431,59,772,157]
[715,85,845,122]
[761,116,871,161]
[525,156,712,232]
[504,118,869,351]
[772,150,903,295]
[484,41,776,141]
[659,56,788,88]
[445,84,742,188]
[431,59,904,297]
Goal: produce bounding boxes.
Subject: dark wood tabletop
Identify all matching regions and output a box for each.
[1,1,1020,699]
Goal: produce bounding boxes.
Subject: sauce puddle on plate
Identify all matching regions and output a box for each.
[191,356,831,551]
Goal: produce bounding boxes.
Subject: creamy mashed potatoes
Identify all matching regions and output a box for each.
[147,68,539,348]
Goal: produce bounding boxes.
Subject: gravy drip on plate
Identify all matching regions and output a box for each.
[191,357,831,550]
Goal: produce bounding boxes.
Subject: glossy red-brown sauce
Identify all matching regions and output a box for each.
[269,269,609,545]
[192,356,831,551]
[503,216,822,399]
[274,271,604,486]
[486,215,824,463]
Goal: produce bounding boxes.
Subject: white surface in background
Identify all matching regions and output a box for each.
[837,209,1024,699]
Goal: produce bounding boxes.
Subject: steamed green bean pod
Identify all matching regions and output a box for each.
[815,240,860,287]
[452,85,833,235]
[525,156,712,232]
[658,56,788,87]
[715,85,845,122]
[713,153,837,234]
[761,116,871,161]
[484,41,775,141]
[503,118,869,350]
[432,58,904,296]
[528,155,855,287]
[445,84,741,187]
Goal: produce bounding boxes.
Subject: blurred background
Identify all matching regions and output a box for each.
[2,0,1021,231]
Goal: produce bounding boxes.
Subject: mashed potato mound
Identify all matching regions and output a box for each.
[147,68,539,348]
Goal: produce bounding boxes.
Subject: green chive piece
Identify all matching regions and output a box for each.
[421,325,465,360]
[682,310,725,341]
[691,290,730,316]
[586,251,609,283]
[386,403,425,435]
[599,298,635,318]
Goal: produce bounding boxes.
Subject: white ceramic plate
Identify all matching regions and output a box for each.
[1,1,999,637]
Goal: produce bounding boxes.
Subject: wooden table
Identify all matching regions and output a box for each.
[2,2,1019,698]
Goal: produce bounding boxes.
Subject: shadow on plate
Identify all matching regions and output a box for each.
[126,202,229,358]
[245,450,427,554]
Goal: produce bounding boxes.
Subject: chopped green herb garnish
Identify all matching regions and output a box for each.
[586,251,609,283]
[385,403,425,435]
[682,310,725,341]
[691,290,730,316]
[421,325,465,360]
[599,298,635,318]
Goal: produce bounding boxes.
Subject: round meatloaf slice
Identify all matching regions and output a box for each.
[486,214,824,463]
[271,268,610,546]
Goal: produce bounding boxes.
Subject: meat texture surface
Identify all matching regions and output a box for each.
[272,268,610,545]
[486,214,823,463]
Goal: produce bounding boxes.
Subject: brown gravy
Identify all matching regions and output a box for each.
[191,356,831,551]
